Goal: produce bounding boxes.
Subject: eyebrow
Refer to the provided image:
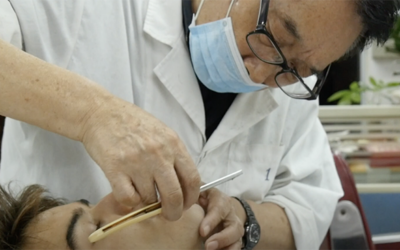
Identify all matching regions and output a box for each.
[281,14,301,41]
[66,200,91,250]
[275,12,324,75]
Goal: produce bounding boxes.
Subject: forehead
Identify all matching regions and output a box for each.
[24,203,81,249]
[272,0,360,30]
[271,0,362,64]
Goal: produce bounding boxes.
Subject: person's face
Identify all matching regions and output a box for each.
[193,0,363,87]
[23,194,204,249]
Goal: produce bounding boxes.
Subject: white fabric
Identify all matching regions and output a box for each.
[0,1,343,249]
[0,0,21,48]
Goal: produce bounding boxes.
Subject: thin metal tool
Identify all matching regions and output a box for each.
[200,170,242,192]
[88,170,243,243]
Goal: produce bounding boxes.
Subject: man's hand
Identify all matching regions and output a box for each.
[199,188,245,250]
[80,97,201,221]
[0,36,200,221]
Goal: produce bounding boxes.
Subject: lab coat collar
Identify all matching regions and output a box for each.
[144,0,279,149]
[144,0,206,138]
[143,0,183,47]
[204,89,278,152]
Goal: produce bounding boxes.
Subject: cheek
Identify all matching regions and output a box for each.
[243,57,280,87]
[94,206,205,250]
[233,29,252,60]
[232,17,257,59]
[185,204,205,226]
[94,225,145,250]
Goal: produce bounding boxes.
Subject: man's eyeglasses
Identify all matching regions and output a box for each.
[246,0,330,100]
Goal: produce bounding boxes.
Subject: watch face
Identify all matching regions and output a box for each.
[248,224,261,243]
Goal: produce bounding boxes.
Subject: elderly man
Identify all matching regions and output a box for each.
[0,0,398,249]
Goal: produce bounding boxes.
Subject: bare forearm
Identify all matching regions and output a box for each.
[232,199,296,250]
[0,39,114,141]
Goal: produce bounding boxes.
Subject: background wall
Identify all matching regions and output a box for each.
[320,44,400,106]
[360,44,400,104]
[361,45,400,83]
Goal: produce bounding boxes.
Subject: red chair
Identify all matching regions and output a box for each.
[320,154,375,250]
[373,234,400,250]
[0,115,4,161]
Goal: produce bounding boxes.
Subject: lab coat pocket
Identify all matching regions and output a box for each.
[227,143,285,202]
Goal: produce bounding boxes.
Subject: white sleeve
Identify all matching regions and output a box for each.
[0,0,22,48]
[263,99,344,250]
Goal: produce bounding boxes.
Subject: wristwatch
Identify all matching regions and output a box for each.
[233,197,261,250]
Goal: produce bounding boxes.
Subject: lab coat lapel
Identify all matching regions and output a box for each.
[144,0,205,137]
[143,0,277,149]
[204,89,278,152]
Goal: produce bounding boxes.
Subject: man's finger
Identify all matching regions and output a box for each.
[198,194,208,208]
[222,240,242,250]
[200,192,230,237]
[111,173,141,207]
[200,207,222,237]
[205,221,244,250]
[133,176,158,205]
[155,167,183,221]
[174,145,201,209]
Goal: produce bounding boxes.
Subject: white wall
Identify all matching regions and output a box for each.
[360,43,400,104]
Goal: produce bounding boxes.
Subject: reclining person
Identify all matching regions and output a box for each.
[0,184,204,250]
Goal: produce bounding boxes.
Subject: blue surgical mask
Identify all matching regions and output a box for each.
[189,0,266,93]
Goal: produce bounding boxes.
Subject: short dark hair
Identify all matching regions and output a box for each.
[0,184,65,250]
[356,0,400,50]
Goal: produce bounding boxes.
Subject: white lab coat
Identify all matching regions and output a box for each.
[0,0,343,248]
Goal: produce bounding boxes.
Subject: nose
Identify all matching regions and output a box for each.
[90,193,134,223]
[244,56,279,87]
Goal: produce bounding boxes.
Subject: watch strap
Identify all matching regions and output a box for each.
[233,197,260,250]
[233,197,256,225]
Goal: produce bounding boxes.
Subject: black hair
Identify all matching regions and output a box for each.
[356,0,400,50]
[0,184,65,250]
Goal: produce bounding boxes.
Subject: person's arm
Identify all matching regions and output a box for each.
[0,10,202,221]
[252,101,342,249]
[198,189,294,250]
[200,100,342,250]
[231,199,295,249]
[0,38,109,140]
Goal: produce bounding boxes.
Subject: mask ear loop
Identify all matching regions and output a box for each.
[193,0,206,23]
[194,0,236,22]
[226,0,236,17]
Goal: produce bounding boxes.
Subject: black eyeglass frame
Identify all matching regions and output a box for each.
[246,0,331,100]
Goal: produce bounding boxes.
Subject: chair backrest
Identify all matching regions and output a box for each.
[320,154,375,250]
